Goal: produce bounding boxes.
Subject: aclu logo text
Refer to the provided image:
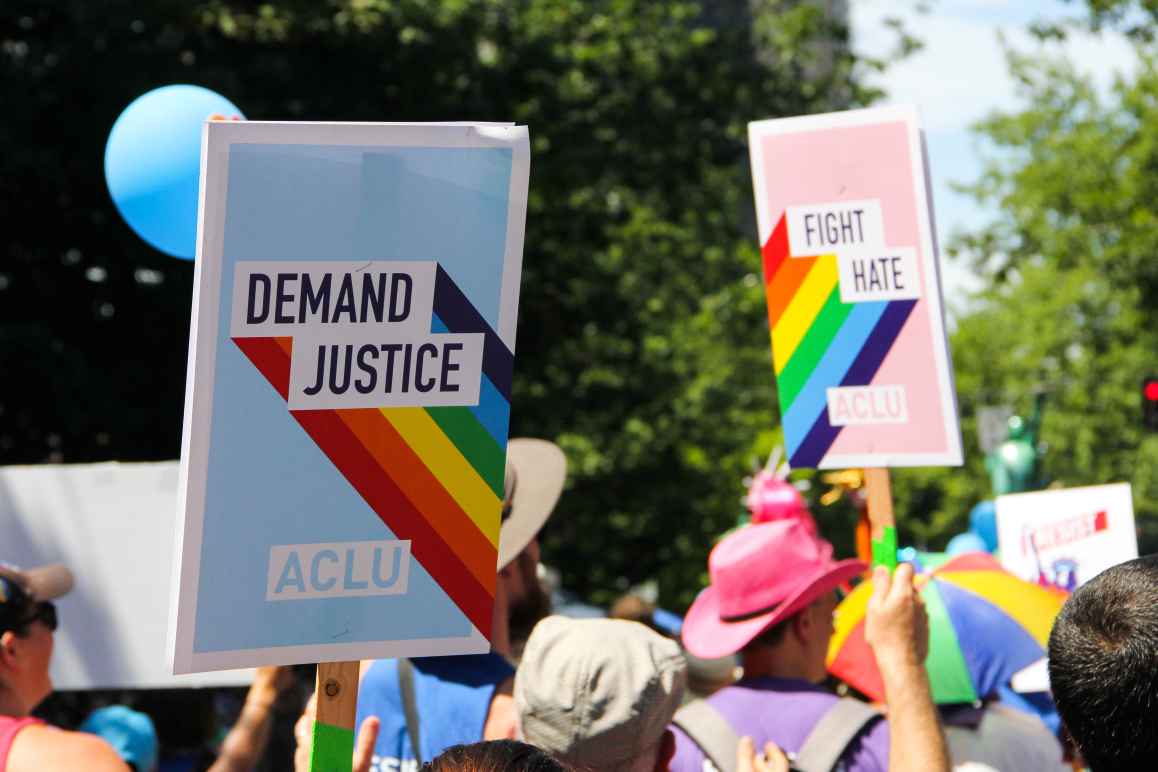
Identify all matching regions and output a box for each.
[267,540,411,601]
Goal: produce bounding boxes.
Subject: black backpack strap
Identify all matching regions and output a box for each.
[792,698,882,772]
[671,699,740,772]
[398,658,423,765]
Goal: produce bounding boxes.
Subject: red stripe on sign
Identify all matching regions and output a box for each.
[761,215,790,280]
[233,337,292,400]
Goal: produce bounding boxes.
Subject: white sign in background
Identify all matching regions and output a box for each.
[0,462,251,690]
[996,483,1138,591]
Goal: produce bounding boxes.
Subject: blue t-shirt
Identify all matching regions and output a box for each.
[670,677,890,772]
[356,654,515,772]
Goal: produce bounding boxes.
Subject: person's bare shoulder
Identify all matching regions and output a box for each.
[7,724,130,771]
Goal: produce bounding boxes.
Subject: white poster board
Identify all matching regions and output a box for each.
[0,462,251,690]
[171,121,530,673]
[996,483,1138,592]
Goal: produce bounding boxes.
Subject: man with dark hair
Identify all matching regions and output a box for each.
[1048,554,1158,771]
[0,563,127,771]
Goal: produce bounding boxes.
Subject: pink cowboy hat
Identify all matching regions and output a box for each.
[682,519,865,659]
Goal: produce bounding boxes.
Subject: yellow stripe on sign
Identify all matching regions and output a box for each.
[771,254,839,374]
[828,578,873,664]
[382,407,502,547]
[937,570,1066,646]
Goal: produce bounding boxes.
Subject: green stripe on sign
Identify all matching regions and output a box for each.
[425,406,506,498]
[776,287,853,412]
[310,720,355,772]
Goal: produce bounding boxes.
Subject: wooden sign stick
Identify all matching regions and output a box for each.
[864,467,898,570]
[310,660,361,772]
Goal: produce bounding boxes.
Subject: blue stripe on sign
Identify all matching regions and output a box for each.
[781,301,887,457]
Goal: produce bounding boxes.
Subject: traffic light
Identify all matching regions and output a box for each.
[1146,376,1158,431]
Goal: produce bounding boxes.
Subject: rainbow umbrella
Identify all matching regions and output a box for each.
[827,552,1067,704]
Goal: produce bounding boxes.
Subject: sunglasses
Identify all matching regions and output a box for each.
[18,601,58,633]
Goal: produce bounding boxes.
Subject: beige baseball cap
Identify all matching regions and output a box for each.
[515,616,687,767]
[0,563,73,604]
[0,563,73,633]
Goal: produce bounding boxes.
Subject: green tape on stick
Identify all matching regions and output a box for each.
[310,720,355,772]
[871,525,898,570]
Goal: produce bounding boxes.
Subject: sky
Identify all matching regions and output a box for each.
[850,0,1138,315]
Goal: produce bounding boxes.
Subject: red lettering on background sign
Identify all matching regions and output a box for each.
[1023,510,1109,555]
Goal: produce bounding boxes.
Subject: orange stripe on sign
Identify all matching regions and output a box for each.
[765,255,817,329]
[336,408,497,593]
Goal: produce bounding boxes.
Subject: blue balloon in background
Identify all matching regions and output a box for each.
[104,85,244,260]
[946,531,989,557]
[968,499,999,552]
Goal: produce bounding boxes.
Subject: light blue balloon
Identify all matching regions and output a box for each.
[946,531,989,557]
[104,85,244,260]
[968,499,999,552]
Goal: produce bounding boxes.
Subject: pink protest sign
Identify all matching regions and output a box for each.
[748,106,963,469]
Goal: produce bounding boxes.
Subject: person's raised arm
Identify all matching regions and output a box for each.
[864,563,950,772]
[209,666,296,772]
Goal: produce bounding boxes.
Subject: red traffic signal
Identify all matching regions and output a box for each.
[1146,377,1158,431]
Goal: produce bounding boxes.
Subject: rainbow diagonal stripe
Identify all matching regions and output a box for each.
[763,214,917,468]
[233,267,508,638]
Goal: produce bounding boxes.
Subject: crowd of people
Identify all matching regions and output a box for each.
[1,438,1152,771]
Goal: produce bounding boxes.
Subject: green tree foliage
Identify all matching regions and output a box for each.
[1054,0,1158,40]
[889,52,1158,552]
[1,1,886,607]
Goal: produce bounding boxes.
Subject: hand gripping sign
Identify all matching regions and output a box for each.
[169,122,529,676]
[748,106,963,472]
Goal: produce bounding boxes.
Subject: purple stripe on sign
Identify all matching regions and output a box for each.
[788,300,918,467]
[433,266,514,400]
[841,300,917,388]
